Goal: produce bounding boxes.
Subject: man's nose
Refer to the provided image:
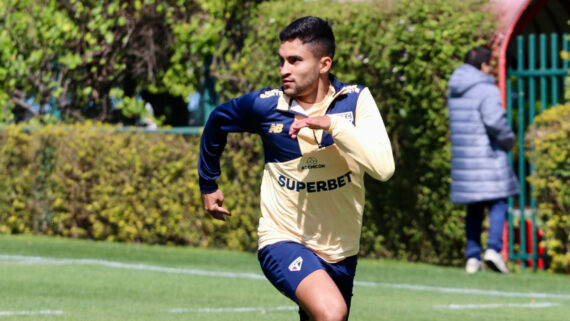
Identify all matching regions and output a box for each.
[280,63,290,76]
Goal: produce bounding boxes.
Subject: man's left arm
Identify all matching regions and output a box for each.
[327,87,395,181]
[480,87,515,151]
[290,88,395,181]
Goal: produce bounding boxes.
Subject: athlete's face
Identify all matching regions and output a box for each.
[279,39,322,98]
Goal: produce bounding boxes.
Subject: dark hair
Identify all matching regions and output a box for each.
[279,16,335,59]
[464,46,492,69]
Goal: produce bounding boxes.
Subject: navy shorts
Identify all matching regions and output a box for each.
[257,241,357,307]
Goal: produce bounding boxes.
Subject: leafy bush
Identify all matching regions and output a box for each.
[0,124,264,250]
[0,126,36,234]
[528,103,570,273]
[1,0,499,266]
[219,0,495,265]
[0,0,262,122]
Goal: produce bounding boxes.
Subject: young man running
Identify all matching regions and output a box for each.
[199,16,394,321]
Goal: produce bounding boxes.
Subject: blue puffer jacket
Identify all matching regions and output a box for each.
[447,64,519,204]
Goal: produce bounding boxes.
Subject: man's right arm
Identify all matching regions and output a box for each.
[198,92,259,219]
[202,189,231,221]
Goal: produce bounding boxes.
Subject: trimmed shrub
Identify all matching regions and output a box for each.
[528,103,570,273]
[0,124,263,250]
[0,126,36,234]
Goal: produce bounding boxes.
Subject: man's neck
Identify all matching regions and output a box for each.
[294,75,331,110]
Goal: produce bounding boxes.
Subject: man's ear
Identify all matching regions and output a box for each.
[320,56,332,74]
[481,62,492,75]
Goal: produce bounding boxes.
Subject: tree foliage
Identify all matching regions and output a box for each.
[0,0,262,123]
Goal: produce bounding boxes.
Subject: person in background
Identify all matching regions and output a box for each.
[447,45,519,274]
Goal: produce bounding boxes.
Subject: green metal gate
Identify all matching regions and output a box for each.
[506,32,568,270]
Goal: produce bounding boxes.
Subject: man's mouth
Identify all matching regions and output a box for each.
[282,79,293,86]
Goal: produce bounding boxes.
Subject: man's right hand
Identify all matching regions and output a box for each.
[202,189,231,221]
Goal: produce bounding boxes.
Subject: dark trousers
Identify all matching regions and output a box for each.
[465,198,508,259]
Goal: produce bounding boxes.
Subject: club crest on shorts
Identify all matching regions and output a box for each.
[288,256,303,272]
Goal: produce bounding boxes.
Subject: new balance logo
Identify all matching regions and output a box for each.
[268,123,284,133]
[288,256,303,272]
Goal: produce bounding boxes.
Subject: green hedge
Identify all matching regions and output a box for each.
[528,104,570,273]
[1,0,498,266]
[0,124,264,251]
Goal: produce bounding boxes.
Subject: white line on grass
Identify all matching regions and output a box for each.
[2,254,569,300]
[0,254,264,280]
[434,302,560,309]
[354,281,570,300]
[168,306,297,314]
[0,310,63,316]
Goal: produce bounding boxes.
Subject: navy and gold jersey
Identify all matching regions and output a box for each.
[199,76,394,263]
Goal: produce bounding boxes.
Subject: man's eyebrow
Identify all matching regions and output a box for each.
[281,54,303,60]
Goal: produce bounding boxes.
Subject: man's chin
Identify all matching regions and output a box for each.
[283,87,296,97]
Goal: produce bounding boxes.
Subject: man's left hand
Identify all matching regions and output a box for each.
[289,116,331,139]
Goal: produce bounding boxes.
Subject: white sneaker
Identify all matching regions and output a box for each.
[484,249,509,273]
[465,258,482,274]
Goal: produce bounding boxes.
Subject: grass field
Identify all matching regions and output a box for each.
[0,235,568,320]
